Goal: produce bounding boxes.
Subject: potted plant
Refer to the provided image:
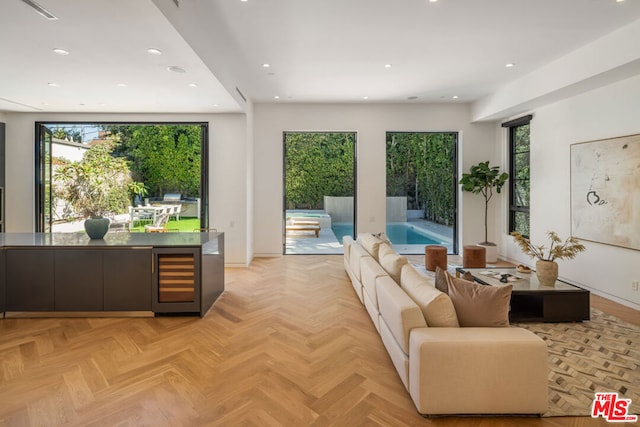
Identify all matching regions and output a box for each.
[55,142,132,239]
[511,231,586,286]
[459,161,509,262]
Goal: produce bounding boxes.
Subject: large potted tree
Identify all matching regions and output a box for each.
[459,161,509,263]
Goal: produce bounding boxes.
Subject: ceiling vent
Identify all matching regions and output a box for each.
[235,87,247,103]
[20,0,58,20]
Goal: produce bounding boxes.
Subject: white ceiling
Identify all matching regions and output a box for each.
[1,0,640,114]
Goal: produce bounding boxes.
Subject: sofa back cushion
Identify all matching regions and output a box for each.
[359,233,384,261]
[343,235,355,264]
[349,243,371,283]
[400,264,459,327]
[448,277,512,327]
[376,275,427,355]
[378,243,407,284]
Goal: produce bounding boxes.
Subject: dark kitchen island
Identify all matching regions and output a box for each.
[0,232,224,317]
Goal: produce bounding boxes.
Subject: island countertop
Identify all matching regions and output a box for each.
[0,232,222,252]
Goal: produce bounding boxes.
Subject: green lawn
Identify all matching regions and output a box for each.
[130,217,202,232]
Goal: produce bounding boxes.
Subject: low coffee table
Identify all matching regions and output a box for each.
[456,267,590,322]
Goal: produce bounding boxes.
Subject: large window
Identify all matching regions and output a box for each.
[35,122,208,233]
[386,132,457,254]
[504,115,532,236]
[283,132,356,254]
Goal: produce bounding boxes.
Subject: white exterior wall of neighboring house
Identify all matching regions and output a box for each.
[52,138,89,162]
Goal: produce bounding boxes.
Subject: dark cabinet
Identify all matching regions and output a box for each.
[104,248,151,311]
[5,249,55,311]
[0,249,5,312]
[1,232,224,316]
[54,250,104,311]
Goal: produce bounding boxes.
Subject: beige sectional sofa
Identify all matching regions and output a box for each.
[343,233,549,416]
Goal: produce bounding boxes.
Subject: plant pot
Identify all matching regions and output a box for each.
[536,260,558,286]
[84,217,110,239]
[478,242,498,264]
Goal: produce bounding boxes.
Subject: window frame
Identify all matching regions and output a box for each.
[34,121,209,232]
[503,115,532,237]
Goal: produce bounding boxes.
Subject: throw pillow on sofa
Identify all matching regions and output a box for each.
[434,266,474,294]
[400,264,459,327]
[378,243,408,284]
[447,277,512,327]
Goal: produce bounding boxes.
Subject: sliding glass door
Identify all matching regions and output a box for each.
[35,122,208,233]
[283,132,357,254]
[386,132,458,254]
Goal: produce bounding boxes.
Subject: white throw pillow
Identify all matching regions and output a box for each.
[378,243,408,285]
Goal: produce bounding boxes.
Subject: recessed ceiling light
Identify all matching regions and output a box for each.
[117,83,127,87]
[188,83,198,88]
[616,0,624,3]
[241,0,248,2]
[452,95,458,99]
[429,0,438,3]
[505,63,515,68]
[213,104,220,107]
[167,66,186,73]
[47,82,60,87]
[363,96,369,100]
[53,48,69,55]
[385,64,392,68]
[147,48,162,55]
[262,63,270,68]
[274,95,280,99]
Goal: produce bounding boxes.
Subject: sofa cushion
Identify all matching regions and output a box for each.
[359,233,385,261]
[448,277,512,327]
[376,275,427,355]
[349,243,370,283]
[378,243,407,284]
[361,256,388,308]
[343,235,355,265]
[400,264,459,327]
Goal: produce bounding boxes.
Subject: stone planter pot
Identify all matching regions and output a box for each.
[84,217,110,239]
[536,260,558,286]
[478,242,498,263]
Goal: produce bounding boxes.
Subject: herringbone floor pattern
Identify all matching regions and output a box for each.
[0,256,629,426]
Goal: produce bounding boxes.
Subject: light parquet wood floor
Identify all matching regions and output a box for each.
[0,255,635,426]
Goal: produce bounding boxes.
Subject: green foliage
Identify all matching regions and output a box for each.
[285,133,355,209]
[54,141,132,217]
[386,133,455,226]
[105,125,202,198]
[52,126,82,142]
[460,161,509,244]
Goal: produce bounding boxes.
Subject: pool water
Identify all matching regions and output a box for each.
[332,223,445,245]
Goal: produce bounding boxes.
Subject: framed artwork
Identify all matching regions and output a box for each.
[570,134,640,251]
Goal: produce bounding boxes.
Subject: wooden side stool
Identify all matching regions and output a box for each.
[463,245,486,268]
[425,245,448,272]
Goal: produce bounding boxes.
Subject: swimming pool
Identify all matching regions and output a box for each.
[332,223,446,246]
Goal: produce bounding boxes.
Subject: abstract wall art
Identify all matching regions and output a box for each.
[571,134,640,251]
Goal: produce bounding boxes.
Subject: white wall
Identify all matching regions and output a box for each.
[3,112,251,266]
[252,103,498,256]
[499,75,640,310]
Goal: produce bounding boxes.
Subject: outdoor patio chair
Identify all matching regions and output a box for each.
[144,212,171,233]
